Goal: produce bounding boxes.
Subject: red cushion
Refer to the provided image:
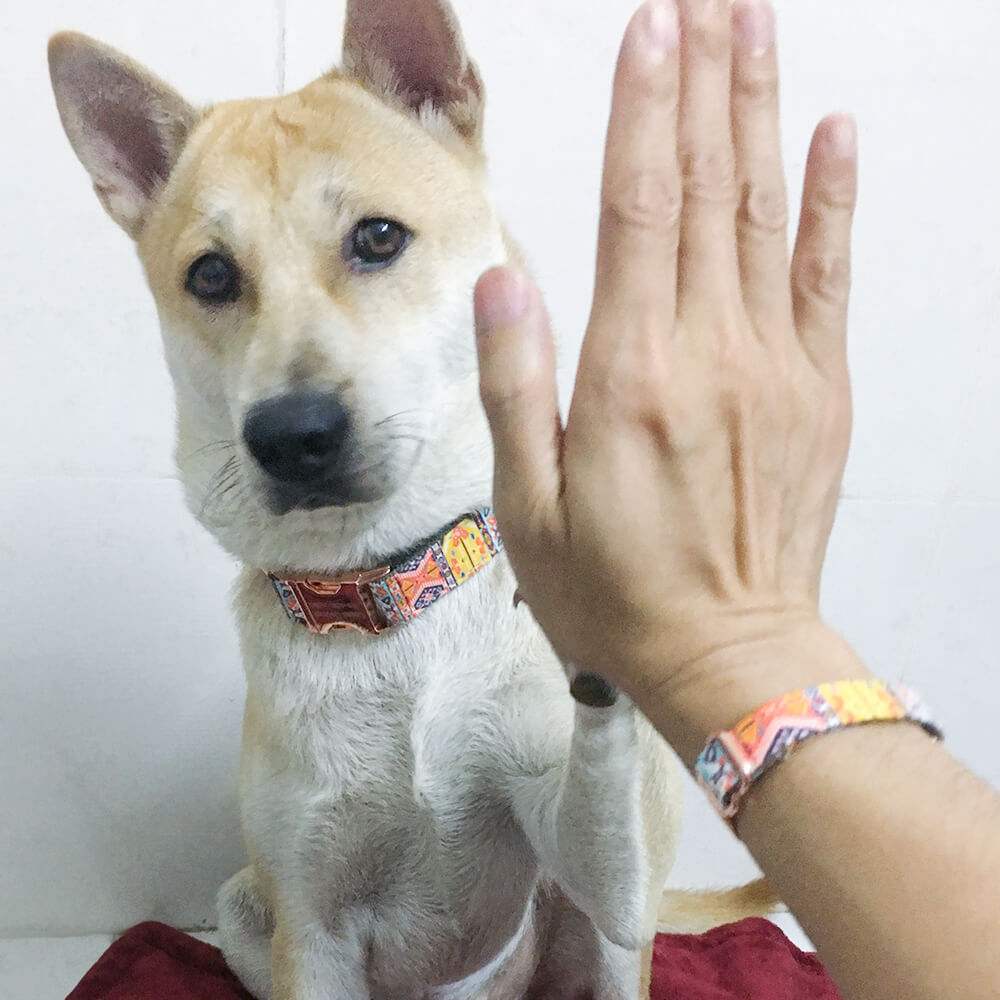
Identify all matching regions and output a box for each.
[67,918,842,1000]
[66,922,255,1000]
[652,917,843,1000]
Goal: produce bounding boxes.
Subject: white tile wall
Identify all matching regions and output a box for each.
[3,0,999,982]
[905,502,1000,784]
[0,478,245,935]
[0,935,113,1000]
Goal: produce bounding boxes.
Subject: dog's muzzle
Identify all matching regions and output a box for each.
[243,390,359,511]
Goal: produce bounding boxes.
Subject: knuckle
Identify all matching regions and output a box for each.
[688,2,731,60]
[595,350,664,406]
[623,57,680,106]
[733,65,779,104]
[739,180,789,235]
[602,168,683,233]
[812,180,857,213]
[680,147,738,203]
[588,340,675,435]
[479,363,541,415]
[479,373,535,414]
[794,254,851,304]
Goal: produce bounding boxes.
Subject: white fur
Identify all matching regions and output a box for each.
[219,557,681,1000]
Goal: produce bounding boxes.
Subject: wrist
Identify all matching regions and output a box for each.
[630,617,874,769]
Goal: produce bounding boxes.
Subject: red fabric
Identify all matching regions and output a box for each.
[66,922,255,1000]
[652,917,843,999]
[68,918,842,1000]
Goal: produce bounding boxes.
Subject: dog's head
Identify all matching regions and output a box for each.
[48,0,511,572]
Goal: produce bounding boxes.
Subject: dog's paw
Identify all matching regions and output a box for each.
[569,671,619,708]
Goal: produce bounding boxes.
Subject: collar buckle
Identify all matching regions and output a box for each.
[269,567,391,636]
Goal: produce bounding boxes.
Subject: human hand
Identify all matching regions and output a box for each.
[474,0,866,759]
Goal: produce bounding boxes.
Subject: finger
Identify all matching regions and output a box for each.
[730,0,792,335]
[589,0,681,340]
[474,267,563,539]
[791,114,859,369]
[676,0,741,305]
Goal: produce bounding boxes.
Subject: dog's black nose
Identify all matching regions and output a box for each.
[243,391,350,484]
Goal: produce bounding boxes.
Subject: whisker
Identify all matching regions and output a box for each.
[199,454,243,520]
[374,409,421,429]
[180,439,237,464]
[381,433,427,445]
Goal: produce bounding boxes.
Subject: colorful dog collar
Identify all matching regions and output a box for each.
[268,506,502,636]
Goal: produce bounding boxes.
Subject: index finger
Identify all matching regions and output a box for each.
[588,0,681,345]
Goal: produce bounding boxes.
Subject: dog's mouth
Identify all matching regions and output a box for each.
[265,477,386,515]
[293,493,336,512]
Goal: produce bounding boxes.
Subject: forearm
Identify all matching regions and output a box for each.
[742,724,1000,1000]
[641,630,1000,1000]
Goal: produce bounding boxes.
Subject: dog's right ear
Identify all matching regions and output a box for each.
[48,33,198,239]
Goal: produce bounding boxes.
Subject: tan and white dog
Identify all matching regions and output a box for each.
[48,2,769,997]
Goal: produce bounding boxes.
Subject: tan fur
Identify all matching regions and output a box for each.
[138,77,494,393]
[658,877,781,934]
[271,925,298,1000]
[638,943,653,1000]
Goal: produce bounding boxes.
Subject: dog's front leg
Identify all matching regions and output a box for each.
[509,690,655,952]
[270,918,371,1000]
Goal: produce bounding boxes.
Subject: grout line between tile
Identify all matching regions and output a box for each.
[277,0,287,93]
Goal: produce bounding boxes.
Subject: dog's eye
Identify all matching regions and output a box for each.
[346,219,411,272]
[185,253,242,305]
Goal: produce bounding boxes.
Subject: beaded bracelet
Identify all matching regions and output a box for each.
[694,679,943,829]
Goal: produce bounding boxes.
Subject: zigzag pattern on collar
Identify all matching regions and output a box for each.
[268,506,502,636]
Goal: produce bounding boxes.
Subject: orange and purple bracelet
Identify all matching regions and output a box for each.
[694,679,943,829]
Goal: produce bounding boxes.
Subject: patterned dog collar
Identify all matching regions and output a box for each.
[268,506,502,636]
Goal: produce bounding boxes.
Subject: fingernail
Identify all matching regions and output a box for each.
[828,115,857,158]
[633,0,679,65]
[733,1,775,55]
[475,267,529,336]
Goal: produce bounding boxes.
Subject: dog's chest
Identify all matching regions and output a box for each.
[237,580,556,991]
[243,673,528,853]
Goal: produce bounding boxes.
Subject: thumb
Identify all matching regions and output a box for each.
[474,266,563,541]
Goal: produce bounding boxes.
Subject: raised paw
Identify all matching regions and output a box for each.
[570,672,620,708]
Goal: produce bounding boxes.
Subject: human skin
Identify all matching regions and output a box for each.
[472,2,1000,998]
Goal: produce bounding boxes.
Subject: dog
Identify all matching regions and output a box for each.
[47,2,771,997]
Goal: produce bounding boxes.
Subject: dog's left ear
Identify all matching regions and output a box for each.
[342,0,484,145]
